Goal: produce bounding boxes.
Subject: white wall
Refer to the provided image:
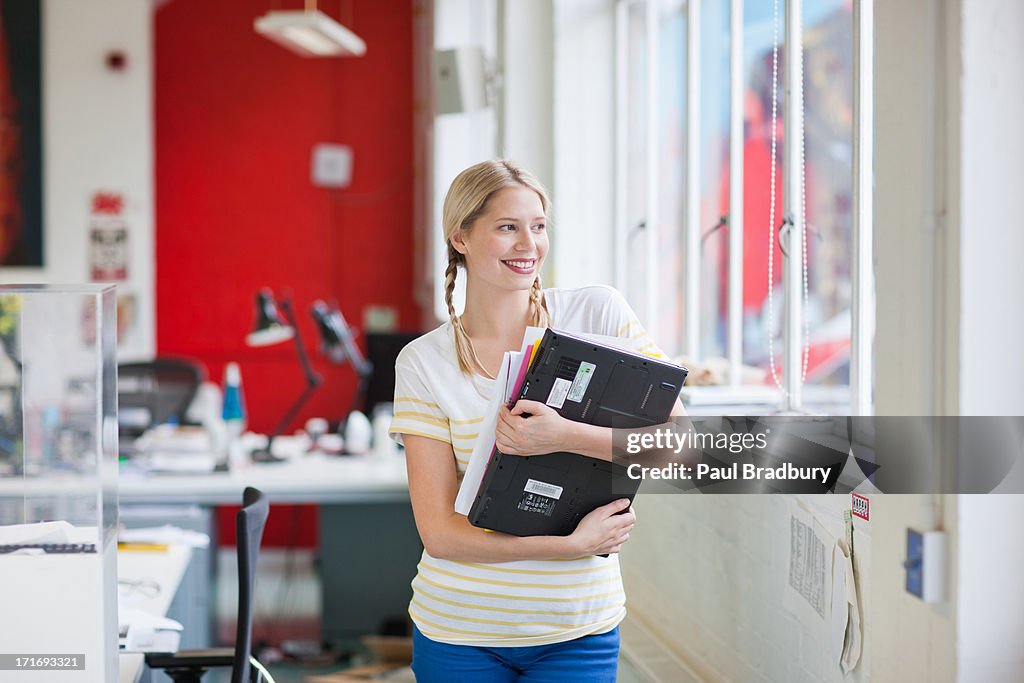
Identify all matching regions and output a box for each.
[958,0,1024,416]
[622,494,876,682]
[957,496,1024,681]
[0,0,154,360]
[430,0,498,323]
[499,0,555,192]
[955,1,1024,680]
[871,0,1024,679]
[551,0,616,288]
[874,0,960,417]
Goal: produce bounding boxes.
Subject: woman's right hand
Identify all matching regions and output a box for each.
[567,498,636,557]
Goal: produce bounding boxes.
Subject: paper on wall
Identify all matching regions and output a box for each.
[783,500,834,623]
[830,537,863,673]
[784,499,863,674]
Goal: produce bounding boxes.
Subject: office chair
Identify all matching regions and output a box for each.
[118,357,205,438]
[146,487,276,683]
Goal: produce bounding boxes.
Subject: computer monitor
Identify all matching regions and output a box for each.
[362,332,421,417]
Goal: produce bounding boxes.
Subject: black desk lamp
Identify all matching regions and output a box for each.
[246,289,322,462]
[311,300,373,420]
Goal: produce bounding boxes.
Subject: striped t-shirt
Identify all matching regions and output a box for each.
[389,285,665,647]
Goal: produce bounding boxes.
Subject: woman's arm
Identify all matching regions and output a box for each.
[404,434,635,562]
[498,398,690,463]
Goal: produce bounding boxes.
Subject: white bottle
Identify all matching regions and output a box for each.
[372,403,396,455]
[344,410,372,455]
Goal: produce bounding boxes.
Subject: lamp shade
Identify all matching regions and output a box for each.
[254,9,366,58]
[311,300,372,377]
[245,289,294,347]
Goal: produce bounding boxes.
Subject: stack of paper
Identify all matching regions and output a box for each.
[453,327,545,514]
[118,606,182,653]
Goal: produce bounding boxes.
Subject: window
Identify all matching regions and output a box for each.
[614,0,872,415]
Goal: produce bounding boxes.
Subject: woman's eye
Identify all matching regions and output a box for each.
[499,224,516,232]
[532,223,546,232]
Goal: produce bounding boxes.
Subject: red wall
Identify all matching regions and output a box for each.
[155,0,417,545]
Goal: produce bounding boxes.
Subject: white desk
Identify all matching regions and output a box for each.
[118,450,419,647]
[118,452,409,505]
[118,545,192,683]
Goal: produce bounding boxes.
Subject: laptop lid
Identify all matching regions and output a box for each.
[469,328,687,537]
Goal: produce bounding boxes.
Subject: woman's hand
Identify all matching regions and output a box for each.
[567,498,637,557]
[495,399,572,455]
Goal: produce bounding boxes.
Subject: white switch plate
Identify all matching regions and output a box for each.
[311,143,353,188]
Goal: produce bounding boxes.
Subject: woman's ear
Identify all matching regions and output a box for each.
[450,231,468,255]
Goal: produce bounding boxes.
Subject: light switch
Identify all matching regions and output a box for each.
[311,144,353,188]
[905,528,947,603]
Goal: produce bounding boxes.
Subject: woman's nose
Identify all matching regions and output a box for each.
[516,230,535,250]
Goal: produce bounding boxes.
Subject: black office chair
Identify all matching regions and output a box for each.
[146,487,275,683]
[118,357,205,441]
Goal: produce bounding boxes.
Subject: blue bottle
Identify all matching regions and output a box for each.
[222,362,246,437]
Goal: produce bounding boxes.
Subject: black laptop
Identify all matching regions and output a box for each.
[468,328,688,537]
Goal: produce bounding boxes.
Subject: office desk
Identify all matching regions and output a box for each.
[119,452,410,505]
[120,451,421,646]
[118,545,192,683]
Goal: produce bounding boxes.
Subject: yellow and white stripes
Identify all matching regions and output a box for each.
[409,553,626,646]
[391,396,451,444]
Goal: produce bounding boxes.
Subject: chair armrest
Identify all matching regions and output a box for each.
[145,647,234,670]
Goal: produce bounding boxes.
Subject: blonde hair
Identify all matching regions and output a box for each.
[442,159,551,377]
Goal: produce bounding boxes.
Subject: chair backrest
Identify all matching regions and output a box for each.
[232,487,270,683]
[118,358,205,436]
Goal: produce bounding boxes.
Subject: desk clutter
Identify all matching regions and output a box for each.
[122,404,402,475]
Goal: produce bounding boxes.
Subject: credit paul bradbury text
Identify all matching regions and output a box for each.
[626,462,834,484]
[608,416,1024,494]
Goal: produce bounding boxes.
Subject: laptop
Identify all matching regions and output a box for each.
[468,328,688,537]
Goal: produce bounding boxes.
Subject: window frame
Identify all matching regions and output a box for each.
[612,0,875,415]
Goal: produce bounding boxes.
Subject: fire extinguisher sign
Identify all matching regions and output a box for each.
[89,191,129,281]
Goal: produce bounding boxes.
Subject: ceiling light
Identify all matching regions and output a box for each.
[254,8,366,58]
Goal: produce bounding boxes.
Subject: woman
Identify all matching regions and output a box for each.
[389,159,682,682]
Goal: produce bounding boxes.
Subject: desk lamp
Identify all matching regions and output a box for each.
[311,300,373,420]
[246,289,322,462]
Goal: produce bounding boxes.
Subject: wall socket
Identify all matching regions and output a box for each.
[905,528,947,603]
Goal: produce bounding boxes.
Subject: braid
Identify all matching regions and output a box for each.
[446,245,494,378]
[530,276,550,328]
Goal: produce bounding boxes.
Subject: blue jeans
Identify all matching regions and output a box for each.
[411,625,620,683]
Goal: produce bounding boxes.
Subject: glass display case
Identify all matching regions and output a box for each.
[0,284,119,681]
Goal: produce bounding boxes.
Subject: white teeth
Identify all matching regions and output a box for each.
[504,260,535,269]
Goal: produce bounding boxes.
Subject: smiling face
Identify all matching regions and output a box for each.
[450,185,549,295]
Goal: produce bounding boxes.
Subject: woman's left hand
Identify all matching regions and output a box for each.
[495,400,572,456]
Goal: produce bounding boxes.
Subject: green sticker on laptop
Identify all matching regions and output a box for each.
[567,361,596,403]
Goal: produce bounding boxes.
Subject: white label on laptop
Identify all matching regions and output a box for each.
[524,478,563,500]
[546,378,571,409]
[567,361,596,403]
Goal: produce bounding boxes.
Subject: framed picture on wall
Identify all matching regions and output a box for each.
[0,1,43,267]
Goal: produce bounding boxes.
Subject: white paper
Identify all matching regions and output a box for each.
[118,525,210,548]
[0,520,75,545]
[118,606,183,653]
[454,327,546,515]
[783,501,833,623]
[453,356,511,516]
[118,605,183,632]
[830,537,863,673]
